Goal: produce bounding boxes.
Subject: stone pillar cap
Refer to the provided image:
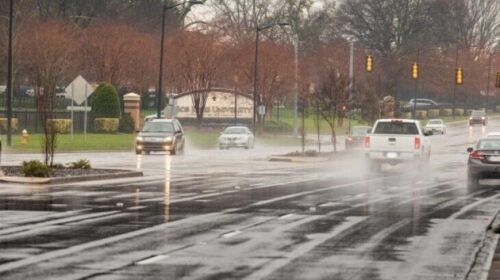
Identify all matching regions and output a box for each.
[124,92,140,101]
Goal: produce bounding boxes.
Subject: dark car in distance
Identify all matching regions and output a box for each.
[135,119,185,155]
[345,125,372,150]
[469,110,487,126]
[467,138,500,189]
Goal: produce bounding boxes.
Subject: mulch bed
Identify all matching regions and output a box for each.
[2,166,129,178]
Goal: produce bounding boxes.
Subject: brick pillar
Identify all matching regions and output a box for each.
[123,93,141,130]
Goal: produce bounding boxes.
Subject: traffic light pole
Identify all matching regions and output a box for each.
[452,47,459,120]
[6,0,13,146]
[412,50,420,119]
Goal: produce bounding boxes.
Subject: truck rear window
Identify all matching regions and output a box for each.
[373,122,418,135]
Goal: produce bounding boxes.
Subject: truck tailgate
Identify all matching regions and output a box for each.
[370,134,416,152]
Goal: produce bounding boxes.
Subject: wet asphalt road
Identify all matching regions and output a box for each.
[0,120,500,279]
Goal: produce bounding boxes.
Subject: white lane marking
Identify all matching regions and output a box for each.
[279,214,296,220]
[135,255,168,265]
[243,217,369,280]
[222,230,242,238]
[0,211,118,236]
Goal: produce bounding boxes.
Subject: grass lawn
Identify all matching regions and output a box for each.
[2,133,136,152]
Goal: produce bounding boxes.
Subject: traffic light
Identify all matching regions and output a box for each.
[412,63,419,80]
[366,55,373,72]
[456,67,464,85]
[496,72,500,88]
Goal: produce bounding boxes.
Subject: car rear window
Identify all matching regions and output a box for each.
[477,139,500,150]
[428,120,442,124]
[373,122,419,135]
[471,111,485,116]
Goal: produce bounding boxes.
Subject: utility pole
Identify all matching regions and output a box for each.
[486,53,492,110]
[6,0,13,146]
[348,41,354,134]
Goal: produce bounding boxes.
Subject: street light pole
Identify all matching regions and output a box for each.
[348,41,354,134]
[253,22,290,133]
[6,0,13,146]
[157,6,167,119]
[156,0,203,119]
[253,28,259,132]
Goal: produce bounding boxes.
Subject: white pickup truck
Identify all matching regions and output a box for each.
[365,119,432,172]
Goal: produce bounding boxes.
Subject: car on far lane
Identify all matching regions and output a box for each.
[219,126,255,150]
[469,110,487,126]
[135,119,185,155]
[467,138,500,189]
[424,119,446,135]
[345,125,372,150]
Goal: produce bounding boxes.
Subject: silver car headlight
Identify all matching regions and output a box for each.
[164,137,173,143]
[136,136,144,142]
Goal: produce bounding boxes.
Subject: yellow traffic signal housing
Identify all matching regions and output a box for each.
[412,63,419,80]
[456,67,463,85]
[366,55,373,72]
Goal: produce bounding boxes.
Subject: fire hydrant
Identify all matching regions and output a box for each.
[21,129,29,145]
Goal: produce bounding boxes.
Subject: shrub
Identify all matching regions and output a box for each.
[264,121,293,134]
[0,118,18,133]
[91,82,121,118]
[94,118,119,133]
[22,160,49,177]
[46,119,72,134]
[51,163,65,169]
[69,159,91,169]
[118,113,135,133]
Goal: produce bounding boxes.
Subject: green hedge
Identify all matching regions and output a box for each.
[0,118,18,132]
[118,113,135,133]
[47,119,71,134]
[91,82,121,118]
[94,118,119,133]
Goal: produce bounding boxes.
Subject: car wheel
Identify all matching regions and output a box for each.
[171,144,177,155]
[144,151,150,155]
[467,173,480,191]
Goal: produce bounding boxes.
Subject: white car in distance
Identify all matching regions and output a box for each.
[219,126,255,150]
[486,132,500,138]
[424,119,446,135]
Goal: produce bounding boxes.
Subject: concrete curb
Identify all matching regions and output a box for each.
[0,170,143,185]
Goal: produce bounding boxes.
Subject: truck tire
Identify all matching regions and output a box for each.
[368,160,381,173]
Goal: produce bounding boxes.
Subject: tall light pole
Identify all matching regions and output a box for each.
[157,0,203,119]
[6,0,13,146]
[348,41,354,134]
[253,22,290,133]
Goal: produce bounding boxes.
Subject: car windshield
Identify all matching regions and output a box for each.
[351,127,370,136]
[477,139,500,150]
[428,120,442,125]
[224,127,247,134]
[142,122,174,133]
[374,122,419,135]
[471,111,485,117]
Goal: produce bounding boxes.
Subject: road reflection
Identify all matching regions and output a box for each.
[164,154,171,222]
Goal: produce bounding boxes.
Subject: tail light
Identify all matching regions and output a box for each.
[364,135,370,148]
[470,151,485,160]
[414,137,421,149]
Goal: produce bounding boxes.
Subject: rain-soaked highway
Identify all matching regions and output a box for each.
[0,119,500,280]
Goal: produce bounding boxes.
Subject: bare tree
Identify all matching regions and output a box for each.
[17,20,77,166]
[314,67,350,152]
[167,31,224,125]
